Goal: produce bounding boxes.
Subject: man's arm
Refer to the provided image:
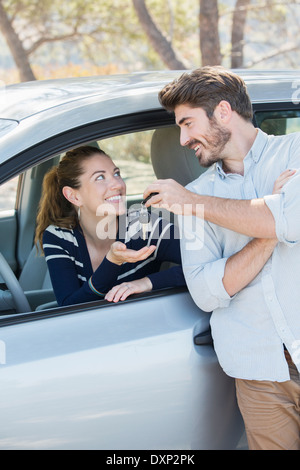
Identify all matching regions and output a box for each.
[199,194,276,239]
[222,237,277,297]
[144,179,276,239]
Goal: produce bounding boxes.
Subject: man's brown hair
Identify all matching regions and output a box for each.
[158,66,253,121]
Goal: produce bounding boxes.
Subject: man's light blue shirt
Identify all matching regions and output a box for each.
[179,129,300,381]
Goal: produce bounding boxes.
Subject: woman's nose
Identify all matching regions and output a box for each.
[109,176,123,190]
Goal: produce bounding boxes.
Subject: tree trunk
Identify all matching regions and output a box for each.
[199,0,221,66]
[231,0,251,68]
[0,0,36,82]
[132,0,187,70]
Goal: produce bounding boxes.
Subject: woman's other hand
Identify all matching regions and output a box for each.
[105,277,153,302]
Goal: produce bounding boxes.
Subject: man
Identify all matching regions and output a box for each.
[144,67,300,450]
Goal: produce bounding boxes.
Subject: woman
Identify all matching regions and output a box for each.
[35,145,185,306]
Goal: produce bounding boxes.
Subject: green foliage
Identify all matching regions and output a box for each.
[1,0,300,83]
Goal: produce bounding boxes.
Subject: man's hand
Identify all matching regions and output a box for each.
[143,179,196,215]
[106,241,156,265]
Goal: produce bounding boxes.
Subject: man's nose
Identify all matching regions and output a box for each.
[179,128,190,147]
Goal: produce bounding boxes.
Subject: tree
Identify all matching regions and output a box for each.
[132,0,188,69]
[199,0,221,66]
[1,0,300,84]
[0,0,123,82]
[0,0,35,81]
[231,0,251,68]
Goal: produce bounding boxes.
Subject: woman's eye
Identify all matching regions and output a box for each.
[114,171,121,177]
[96,174,104,181]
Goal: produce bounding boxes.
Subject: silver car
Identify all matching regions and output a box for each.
[0,70,299,450]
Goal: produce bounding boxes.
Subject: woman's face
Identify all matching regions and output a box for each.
[72,153,127,217]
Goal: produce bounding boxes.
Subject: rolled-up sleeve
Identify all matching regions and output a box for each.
[264,169,300,245]
[178,214,232,312]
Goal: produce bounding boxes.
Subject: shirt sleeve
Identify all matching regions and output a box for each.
[178,214,232,312]
[263,136,300,245]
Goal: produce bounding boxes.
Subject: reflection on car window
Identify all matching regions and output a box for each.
[256,110,300,136]
[99,130,156,195]
[0,176,19,212]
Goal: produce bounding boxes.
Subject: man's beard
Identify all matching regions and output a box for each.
[189,117,231,168]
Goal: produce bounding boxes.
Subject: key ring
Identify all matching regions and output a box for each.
[141,192,159,206]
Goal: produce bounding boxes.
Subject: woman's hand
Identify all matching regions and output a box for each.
[272,169,296,194]
[106,241,156,265]
[105,277,153,302]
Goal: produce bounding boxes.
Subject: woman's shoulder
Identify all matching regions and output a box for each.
[43,224,80,247]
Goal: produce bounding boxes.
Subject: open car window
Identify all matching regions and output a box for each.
[99,130,156,196]
[256,110,300,135]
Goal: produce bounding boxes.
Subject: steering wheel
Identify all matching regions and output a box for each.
[0,252,31,313]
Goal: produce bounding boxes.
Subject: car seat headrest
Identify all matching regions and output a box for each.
[150,126,205,187]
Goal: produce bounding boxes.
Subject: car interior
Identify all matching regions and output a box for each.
[1,109,300,316]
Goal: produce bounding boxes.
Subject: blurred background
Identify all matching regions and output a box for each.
[1,0,300,85]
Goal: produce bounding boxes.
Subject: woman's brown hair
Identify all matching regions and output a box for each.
[35,145,108,252]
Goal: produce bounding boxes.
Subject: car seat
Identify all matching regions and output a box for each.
[19,246,57,310]
[150,126,205,186]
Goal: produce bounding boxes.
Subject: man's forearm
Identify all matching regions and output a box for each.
[222,237,277,297]
[144,179,277,239]
[191,193,276,239]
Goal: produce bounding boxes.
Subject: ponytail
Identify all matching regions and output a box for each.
[34,166,77,252]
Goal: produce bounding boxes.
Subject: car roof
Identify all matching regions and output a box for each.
[0,69,299,166]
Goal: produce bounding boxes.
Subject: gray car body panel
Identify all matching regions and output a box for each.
[0,70,300,167]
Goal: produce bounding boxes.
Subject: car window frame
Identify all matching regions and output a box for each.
[0,108,186,323]
[0,109,172,184]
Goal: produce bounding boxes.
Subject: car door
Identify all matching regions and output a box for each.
[0,289,243,450]
[0,113,244,450]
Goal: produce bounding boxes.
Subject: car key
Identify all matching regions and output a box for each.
[139,204,151,241]
[139,193,158,240]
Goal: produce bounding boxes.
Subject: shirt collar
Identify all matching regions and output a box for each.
[216,128,268,178]
[248,128,268,163]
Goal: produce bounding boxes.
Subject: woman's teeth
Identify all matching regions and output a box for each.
[106,195,122,202]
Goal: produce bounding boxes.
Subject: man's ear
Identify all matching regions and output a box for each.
[62,186,81,207]
[214,100,232,124]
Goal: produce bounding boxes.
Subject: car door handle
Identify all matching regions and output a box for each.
[194,328,213,346]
